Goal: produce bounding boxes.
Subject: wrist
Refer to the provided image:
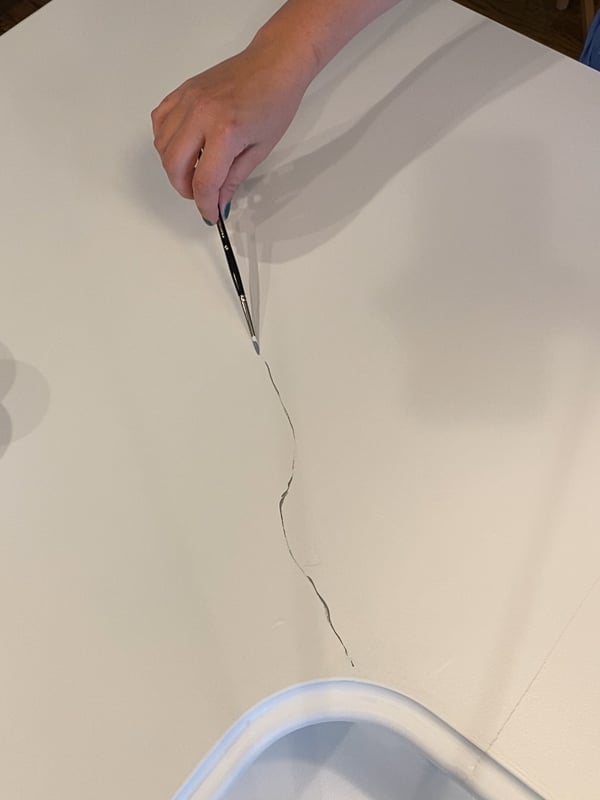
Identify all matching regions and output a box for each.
[250,17,322,90]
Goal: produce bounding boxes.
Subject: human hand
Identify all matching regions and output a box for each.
[151,37,316,223]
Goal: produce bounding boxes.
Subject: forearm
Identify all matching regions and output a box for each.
[251,0,403,83]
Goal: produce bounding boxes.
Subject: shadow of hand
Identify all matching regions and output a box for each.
[235,21,553,264]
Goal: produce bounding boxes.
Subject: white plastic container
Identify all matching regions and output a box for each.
[173,680,543,800]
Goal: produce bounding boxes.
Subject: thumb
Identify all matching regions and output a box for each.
[219,143,272,211]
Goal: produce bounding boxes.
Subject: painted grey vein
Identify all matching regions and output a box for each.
[264,359,355,668]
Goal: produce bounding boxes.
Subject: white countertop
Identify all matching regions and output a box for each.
[2,1,600,797]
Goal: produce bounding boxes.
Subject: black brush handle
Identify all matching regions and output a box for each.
[216,211,245,298]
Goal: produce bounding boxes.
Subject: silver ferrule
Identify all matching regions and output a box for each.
[239,294,257,340]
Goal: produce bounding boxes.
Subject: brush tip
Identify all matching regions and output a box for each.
[252,338,260,356]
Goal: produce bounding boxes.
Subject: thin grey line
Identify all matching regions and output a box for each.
[264,359,355,668]
[487,572,600,753]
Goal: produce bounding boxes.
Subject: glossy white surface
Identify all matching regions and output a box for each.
[175,681,542,800]
[1,1,599,799]
[223,721,476,800]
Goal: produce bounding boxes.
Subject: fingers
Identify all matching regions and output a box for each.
[151,66,275,221]
[218,144,271,210]
[192,132,241,223]
[156,123,268,222]
[152,92,204,199]
[153,98,241,217]
[160,118,205,200]
[150,101,169,135]
[150,88,180,138]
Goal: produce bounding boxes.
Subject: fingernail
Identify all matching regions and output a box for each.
[224,202,231,220]
[202,217,214,227]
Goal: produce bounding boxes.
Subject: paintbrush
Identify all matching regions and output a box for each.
[216,208,260,355]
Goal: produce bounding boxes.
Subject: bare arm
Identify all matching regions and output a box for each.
[151,0,402,223]
[255,0,403,76]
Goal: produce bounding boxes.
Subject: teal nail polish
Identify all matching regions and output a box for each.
[202,217,214,226]
[224,202,231,220]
